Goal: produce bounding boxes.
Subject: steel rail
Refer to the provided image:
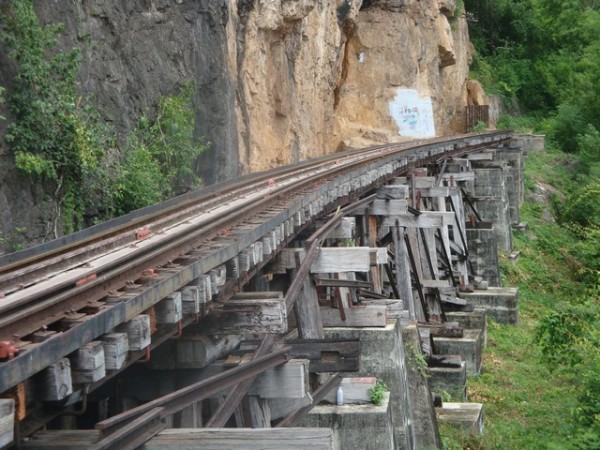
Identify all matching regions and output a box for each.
[0,130,509,316]
[0,131,512,392]
[0,131,508,279]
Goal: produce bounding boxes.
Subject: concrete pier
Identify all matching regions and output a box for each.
[460,287,519,324]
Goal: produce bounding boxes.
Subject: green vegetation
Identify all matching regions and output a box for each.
[369,380,389,406]
[447,3,600,447]
[0,0,206,238]
[441,151,600,449]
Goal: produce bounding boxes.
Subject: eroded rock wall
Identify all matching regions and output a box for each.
[0,0,475,250]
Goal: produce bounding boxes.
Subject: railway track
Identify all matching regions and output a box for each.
[0,131,511,396]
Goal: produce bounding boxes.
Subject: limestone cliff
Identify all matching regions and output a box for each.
[0,0,476,249]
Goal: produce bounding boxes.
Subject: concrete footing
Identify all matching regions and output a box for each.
[445,309,487,347]
[428,362,467,401]
[460,287,519,324]
[320,322,408,448]
[436,402,484,435]
[433,330,482,375]
[299,392,395,450]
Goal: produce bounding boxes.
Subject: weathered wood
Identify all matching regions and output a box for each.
[116,314,151,351]
[368,199,408,216]
[376,184,410,199]
[204,295,287,335]
[71,341,106,384]
[155,292,182,324]
[38,358,73,401]
[416,187,458,198]
[21,428,336,450]
[395,176,435,188]
[294,276,324,340]
[181,286,202,317]
[419,323,464,338]
[393,226,415,320]
[313,278,372,289]
[0,399,14,449]
[441,172,475,182]
[242,396,271,428]
[101,333,128,371]
[176,334,242,369]
[248,359,309,399]
[240,339,360,373]
[360,299,405,320]
[367,215,383,293]
[275,247,375,273]
[326,217,356,239]
[319,305,387,327]
[210,266,227,294]
[382,212,454,228]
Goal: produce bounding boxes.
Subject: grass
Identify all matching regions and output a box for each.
[439,147,588,449]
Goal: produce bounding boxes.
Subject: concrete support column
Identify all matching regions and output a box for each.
[471,162,513,254]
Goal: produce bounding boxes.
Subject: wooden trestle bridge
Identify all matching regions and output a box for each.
[0,130,515,449]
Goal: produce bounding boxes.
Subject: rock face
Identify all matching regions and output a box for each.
[0,0,476,250]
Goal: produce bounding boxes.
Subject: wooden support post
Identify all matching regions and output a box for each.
[393,224,415,320]
[368,216,383,293]
[294,276,324,340]
[204,293,287,335]
[176,334,242,369]
[241,396,271,428]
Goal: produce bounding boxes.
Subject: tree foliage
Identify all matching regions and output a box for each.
[0,0,207,236]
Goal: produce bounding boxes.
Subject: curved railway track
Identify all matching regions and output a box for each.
[0,131,512,395]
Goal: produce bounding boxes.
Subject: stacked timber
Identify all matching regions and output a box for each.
[117,314,151,351]
[101,333,129,370]
[39,358,73,401]
[70,341,106,384]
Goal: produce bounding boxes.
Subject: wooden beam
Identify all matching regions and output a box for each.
[175,334,242,369]
[294,275,324,340]
[241,339,361,373]
[275,248,376,273]
[367,199,408,216]
[319,305,387,327]
[204,294,287,335]
[21,429,336,450]
[382,212,454,228]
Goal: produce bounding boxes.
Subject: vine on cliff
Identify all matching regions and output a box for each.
[0,0,207,238]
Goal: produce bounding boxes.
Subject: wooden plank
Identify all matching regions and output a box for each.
[360,299,405,320]
[0,399,14,449]
[326,217,356,239]
[376,184,409,199]
[294,276,324,340]
[277,248,373,273]
[240,339,360,373]
[368,199,408,216]
[382,212,454,228]
[242,396,271,428]
[38,358,73,401]
[319,305,387,327]
[416,187,458,198]
[394,176,435,188]
[441,172,475,182]
[367,216,383,293]
[313,278,372,289]
[176,334,242,369]
[101,333,128,371]
[155,292,182,324]
[393,226,415,320]
[21,428,336,450]
[204,297,287,335]
[116,314,151,351]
